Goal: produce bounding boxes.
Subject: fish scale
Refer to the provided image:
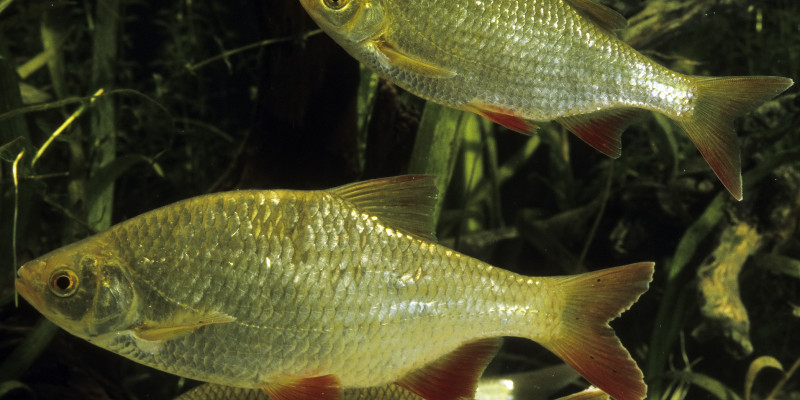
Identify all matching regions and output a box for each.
[16,176,653,400]
[109,189,526,385]
[377,0,689,118]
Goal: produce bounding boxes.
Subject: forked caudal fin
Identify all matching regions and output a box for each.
[679,76,793,201]
[542,262,654,400]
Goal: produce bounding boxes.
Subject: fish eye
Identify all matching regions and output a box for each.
[49,269,79,297]
[323,0,349,10]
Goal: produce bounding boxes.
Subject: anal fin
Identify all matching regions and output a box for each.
[262,374,342,400]
[396,337,501,400]
[556,108,642,158]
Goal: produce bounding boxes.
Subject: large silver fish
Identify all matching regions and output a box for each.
[16,176,653,400]
[298,0,794,199]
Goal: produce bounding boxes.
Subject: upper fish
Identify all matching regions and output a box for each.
[297,0,794,200]
[15,175,653,400]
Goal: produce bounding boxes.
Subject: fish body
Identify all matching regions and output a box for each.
[16,176,653,400]
[298,0,793,199]
[175,382,415,400]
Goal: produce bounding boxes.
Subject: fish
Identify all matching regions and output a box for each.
[15,175,654,400]
[173,364,583,400]
[174,382,416,400]
[297,0,794,200]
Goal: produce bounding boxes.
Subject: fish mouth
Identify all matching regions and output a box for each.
[15,263,44,308]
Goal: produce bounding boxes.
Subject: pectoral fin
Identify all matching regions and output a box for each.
[134,309,236,341]
[262,374,342,400]
[374,39,455,78]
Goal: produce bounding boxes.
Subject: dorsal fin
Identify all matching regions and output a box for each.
[328,175,439,242]
[396,338,502,400]
[565,0,627,31]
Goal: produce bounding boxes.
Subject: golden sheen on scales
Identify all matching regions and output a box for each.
[16,176,653,400]
[298,0,793,200]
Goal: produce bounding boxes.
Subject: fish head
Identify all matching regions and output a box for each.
[16,237,139,340]
[299,0,386,43]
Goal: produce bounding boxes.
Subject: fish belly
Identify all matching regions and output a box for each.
[362,0,694,120]
[109,190,548,388]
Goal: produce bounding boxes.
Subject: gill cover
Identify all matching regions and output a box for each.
[85,254,138,335]
[22,239,139,339]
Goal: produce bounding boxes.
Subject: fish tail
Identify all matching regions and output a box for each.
[678,76,793,200]
[540,262,654,400]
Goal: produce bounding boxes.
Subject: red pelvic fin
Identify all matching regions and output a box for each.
[678,76,793,201]
[465,103,539,135]
[542,262,654,400]
[556,108,641,159]
[396,337,501,400]
[261,374,342,400]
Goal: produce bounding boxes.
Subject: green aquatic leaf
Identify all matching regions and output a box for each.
[651,112,680,180]
[745,356,783,400]
[0,380,33,398]
[666,370,742,400]
[408,102,467,223]
[87,154,164,212]
[0,319,58,381]
[750,253,800,279]
[646,192,727,395]
[0,137,24,162]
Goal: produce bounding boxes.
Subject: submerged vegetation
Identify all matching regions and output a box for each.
[0,0,798,399]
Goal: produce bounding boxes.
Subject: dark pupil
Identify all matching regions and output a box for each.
[55,275,72,291]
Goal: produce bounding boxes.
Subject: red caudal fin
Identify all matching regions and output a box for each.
[261,374,342,400]
[542,262,654,400]
[678,76,793,201]
[396,338,502,400]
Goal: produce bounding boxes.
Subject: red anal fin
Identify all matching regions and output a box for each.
[261,374,341,400]
[396,338,501,400]
[465,103,539,135]
[543,263,654,400]
[556,108,641,159]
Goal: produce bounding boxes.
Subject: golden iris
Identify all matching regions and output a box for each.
[49,269,79,297]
